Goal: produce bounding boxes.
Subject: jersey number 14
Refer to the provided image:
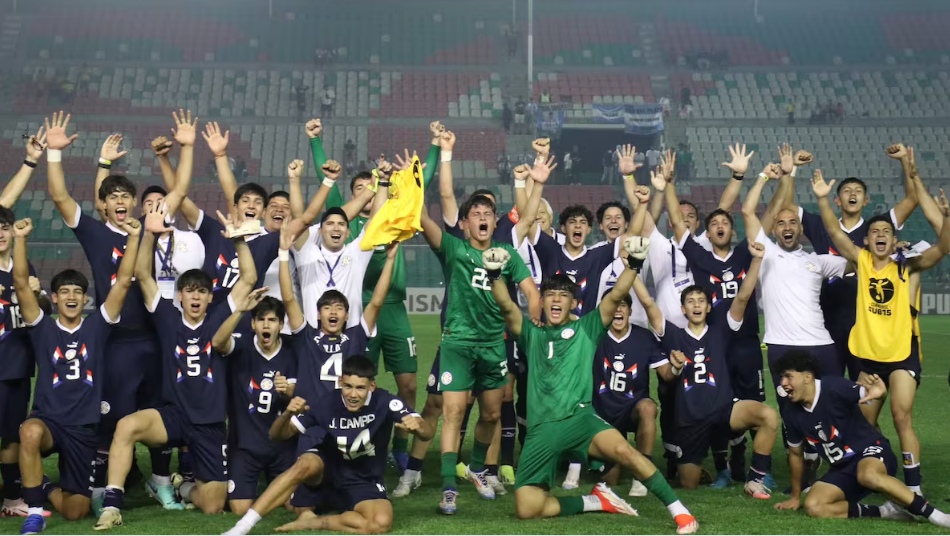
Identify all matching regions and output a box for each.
[337,429,376,460]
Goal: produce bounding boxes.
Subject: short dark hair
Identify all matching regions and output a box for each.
[176,269,213,292]
[559,205,594,227]
[0,206,15,226]
[460,194,496,220]
[99,175,137,202]
[140,185,167,204]
[596,202,630,225]
[341,354,377,380]
[318,289,349,311]
[51,269,89,293]
[679,284,709,306]
[836,177,867,197]
[541,273,579,297]
[679,200,699,219]
[233,183,268,206]
[349,171,374,193]
[704,208,734,230]
[320,206,349,225]
[866,214,896,235]
[471,188,496,201]
[774,350,822,379]
[267,191,290,204]
[252,296,285,321]
[602,288,632,309]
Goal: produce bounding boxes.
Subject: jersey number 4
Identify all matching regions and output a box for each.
[321,352,343,389]
[337,429,376,460]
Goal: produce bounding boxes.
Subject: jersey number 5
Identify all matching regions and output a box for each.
[338,429,376,460]
[471,267,492,291]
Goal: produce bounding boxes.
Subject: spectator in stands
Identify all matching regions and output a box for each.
[497,153,512,181]
[680,86,691,106]
[601,149,616,185]
[526,98,539,135]
[345,139,357,169]
[60,77,75,104]
[634,149,646,182]
[321,85,335,117]
[563,149,574,184]
[786,101,795,125]
[678,147,693,181]
[514,97,526,134]
[502,103,513,133]
[540,91,551,104]
[660,96,671,118]
[836,102,845,123]
[294,84,308,121]
[646,147,661,173]
[236,159,248,179]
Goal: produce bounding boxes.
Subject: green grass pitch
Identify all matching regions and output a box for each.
[5,314,950,535]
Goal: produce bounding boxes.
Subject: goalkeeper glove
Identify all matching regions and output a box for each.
[482,247,511,281]
[622,236,650,273]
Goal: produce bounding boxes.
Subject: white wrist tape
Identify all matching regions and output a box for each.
[672,366,683,377]
[623,174,634,181]
[790,166,799,178]
[514,179,526,189]
[322,177,335,188]
[278,249,290,262]
[441,152,452,163]
[47,149,62,163]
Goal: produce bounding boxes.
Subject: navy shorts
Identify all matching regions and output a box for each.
[505,336,526,379]
[425,348,442,396]
[157,406,227,483]
[670,402,735,466]
[858,335,921,389]
[827,320,860,381]
[768,343,843,391]
[596,396,651,436]
[289,449,387,511]
[102,335,161,420]
[0,378,31,438]
[37,417,97,497]
[228,445,296,501]
[728,337,765,402]
[820,439,897,503]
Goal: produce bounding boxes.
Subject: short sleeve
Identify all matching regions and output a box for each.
[382,391,412,422]
[675,233,705,265]
[436,232,462,261]
[516,317,536,358]
[727,312,744,332]
[249,232,281,282]
[817,254,847,279]
[658,321,678,351]
[291,412,320,434]
[649,348,669,369]
[503,244,533,284]
[578,310,608,341]
[781,408,804,448]
[889,208,904,231]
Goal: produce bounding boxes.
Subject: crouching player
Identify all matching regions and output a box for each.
[488,237,698,535]
[223,356,434,535]
[773,351,950,527]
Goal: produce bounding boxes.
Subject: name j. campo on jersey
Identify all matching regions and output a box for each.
[867,277,895,316]
[328,413,376,430]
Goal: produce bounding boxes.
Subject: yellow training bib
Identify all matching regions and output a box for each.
[849,249,911,362]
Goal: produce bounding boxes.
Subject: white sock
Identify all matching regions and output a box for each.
[105,485,124,493]
[27,506,44,517]
[151,474,171,486]
[240,508,262,528]
[667,500,690,518]
[403,469,420,480]
[180,481,196,501]
[582,495,603,512]
[909,485,922,494]
[565,463,582,481]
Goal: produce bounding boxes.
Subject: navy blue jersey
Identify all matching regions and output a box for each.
[292,388,411,487]
[150,296,232,424]
[678,235,758,340]
[227,334,299,453]
[26,307,115,425]
[536,232,616,313]
[193,211,281,307]
[781,376,888,468]
[593,326,666,417]
[69,212,152,336]
[0,261,39,380]
[661,320,736,425]
[288,321,371,403]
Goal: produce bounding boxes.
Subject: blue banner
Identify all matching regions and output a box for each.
[624,104,665,135]
[592,104,625,124]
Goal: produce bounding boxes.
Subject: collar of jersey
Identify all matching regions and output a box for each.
[341,390,372,408]
[804,379,822,413]
[608,327,631,344]
[180,312,205,330]
[561,244,588,261]
[56,316,85,334]
[838,217,865,234]
[254,334,283,360]
[106,220,128,236]
[686,324,708,341]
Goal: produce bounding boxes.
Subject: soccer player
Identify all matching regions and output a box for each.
[811,168,950,495]
[222,296,298,516]
[14,216,140,534]
[0,127,48,517]
[223,356,434,536]
[92,206,263,529]
[488,237,698,535]
[773,351,950,527]
[653,242,778,499]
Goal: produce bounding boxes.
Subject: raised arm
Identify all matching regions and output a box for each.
[269,397,310,441]
[365,158,392,222]
[419,199,443,250]
[202,120,236,207]
[438,131,459,226]
[886,143,919,226]
[290,159,344,250]
[137,206,167,306]
[600,238,648,327]
[633,269,664,334]
[164,110,198,217]
[306,119,343,210]
[486,249,524,338]
[657,167,687,241]
[278,220,305,332]
[94,133,129,216]
[514,155,557,245]
[11,220,40,324]
[362,242,398,332]
[103,220,142,321]
[422,121,444,190]
[628,185,651,241]
[812,170,861,263]
[717,143,755,212]
[728,242,763,323]
[909,189,950,273]
[213,287,268,353]
[741,163,783,241]
[225,213,260,306]
[287,159,306,219]
[781,149,814,213]
[0,127,46,209]
[44,111,81,225]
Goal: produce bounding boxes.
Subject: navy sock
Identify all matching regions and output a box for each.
[1,463,21,500]
[407,456,425,472]
[903,462,922,488]
[485,464,499,477]
[22,486,44,509]
[747,453,771,482]
[712,450,728,473]
[730,436,747,481]
[178,449,194,481]
[908,494,935,518]
[848,503,881,518]
[150,448,172,477]
[102,487,124,510]
[459,402,475,443]
[93,451,109,488]
[500,401,516,466]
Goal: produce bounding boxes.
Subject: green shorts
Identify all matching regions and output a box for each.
[438,340,509,392]
[365,303,417,375]
[516,407,613,490]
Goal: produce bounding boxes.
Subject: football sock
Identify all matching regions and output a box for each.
[556,495,604,516]
[407,456,425,472]
[500,401,516,466]
[392,436,409,455]
[102,486,124,510]
[179,481,196,502]
[903,453,922,489]
[22,485,44,510]
[712,449,728,473]
[151,474,171,486]
[470,440,489,473]
[908,494,935,517]
[485,464,499,477]
[93,450,109,488]
[237,509,262,529]
[565,463,582,483]
[729,435,747,480]
[178,449,194,481]
[441,453,459,490]
[1,463,21,500]
[848,503,881,518]
[150,448,172,478]
[747,453,771,482]
[642,471,685,516]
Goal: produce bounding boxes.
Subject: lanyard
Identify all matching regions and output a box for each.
[157,233,175,275]
[323,248,343,287]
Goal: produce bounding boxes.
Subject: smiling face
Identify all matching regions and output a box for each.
[264,196,290,233]
[251,310,283,349]
[705,214,733,248]
[53,285,87,323]
[318,300,348,335]
[779,369,814,404]
[542,289,577,327]
[835,181,868,217]
[681,290,711,326]
[561,216,591,249]
[320,214,351,251]
[864,221,897,260]
[772,208,802,251]
[462,203,497,245]
[600,207,627,242]
[177,284,212,322]
[105,190,136,225]
[236,192,265,222]
[340,374,375,412]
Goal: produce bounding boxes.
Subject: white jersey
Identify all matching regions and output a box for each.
[154,228,205,310]
[647,227,713,329]
[261,242,301,335]
[295,223,374,329]
[592,243,651,330]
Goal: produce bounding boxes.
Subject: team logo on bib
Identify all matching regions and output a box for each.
[261,378,274,391]
[868,278,894,304]
[441,372,453,385]
[187,345,200,356]
[389,399,405,412]
[694,354,705,363]
[561,328,575,339]
[818,429,827,442]
[427,374,436,387]
[65,349,77,360]
[100,401,111,415]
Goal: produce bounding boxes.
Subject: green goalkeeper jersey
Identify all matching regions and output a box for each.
[517,311,608,427]
[437,232,531,346]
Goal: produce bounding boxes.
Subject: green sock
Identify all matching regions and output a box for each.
[441,452,459,490]
[557,496,585,516]
[392,436,409,455]
[643,470,679,506]
[469,440,490,473]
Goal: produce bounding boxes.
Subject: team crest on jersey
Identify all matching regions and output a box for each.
[818,429,827,441]
[187,345,200,356]
[261,378,274,391]
[101,401,111,415]
[228,480,236,494]
[805,261,818,273]
[868,278,894,304]
[561,328,575,339]
[612,360,624,372]
[722,271,734,282]
[65,349,77,360]
[441,372,453,385]
[341,255,352,266]
[230,258,240,269]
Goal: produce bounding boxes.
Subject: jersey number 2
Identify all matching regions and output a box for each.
[471,268,492,291]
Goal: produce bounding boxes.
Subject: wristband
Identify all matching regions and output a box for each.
[410,412,422,419]
[441,152,452,163]
[672,366,683,377]
[790,166,799,178]
[98,162,112,170]
[322,177,336,188]
[377,181,392,188]
[758,172,769,181]
[47,149,62,163]
[732,173,744,181]
[278,249,290,262]
[624,174,635,181]
[23,160,37,169]
[99,158,112,166]
[514,179,526,189]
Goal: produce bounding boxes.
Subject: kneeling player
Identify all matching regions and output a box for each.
[224,356,434,535]
[773,351,950,527]
[592,290,663,497]
[488,238,698,535]
[652,242,778,499]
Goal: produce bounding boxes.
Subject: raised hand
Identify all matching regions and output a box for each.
[429,120,444,138]
[616,144,639,176]
[886,143,907,161]
[778,143,794,175]
[482,247,511,281]
[937,188,949,218]
[100,133,128,161]
[669,350,687,369]
[395,413,426,433]
[527,154,558,184]
[200,121,228,156]
[762,163,782,181]
[721,142,754,176]
[659,148,676,181]
[44,111,79,150]
[236,287,269,313]
[906,146,920,179]
[13,218,33,238]
[794,151,813,167]
[512,164,529,182]
[393,149,420,171]
[171,109,198,147]
[25,126,47,161]
[532,138,551,159]
[144,203,169,234]
[811,169,835,199]
[386,241,399,260]
[748,241,765,258]
[439,131,456,152]
[305,118,323,139]
[274,372,289,394]
[279,218,296,251]
[650,169,668,192]
[118,218,142,238]
[376,155,394,180]
[287,159,304,181]
[28,276,42,295]
[633,185,650,205]
[286,396,309,415]
[151,136,173,157]
[321,159,343,181]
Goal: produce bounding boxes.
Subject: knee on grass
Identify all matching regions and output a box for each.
[365,511,393,534]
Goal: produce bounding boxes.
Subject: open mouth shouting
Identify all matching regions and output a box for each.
[260,330,274,345]
[549,304,564,322]
[115,207,128,222]
[874,238,888,254]
[64,299,81,313]
[612,312,625,328]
